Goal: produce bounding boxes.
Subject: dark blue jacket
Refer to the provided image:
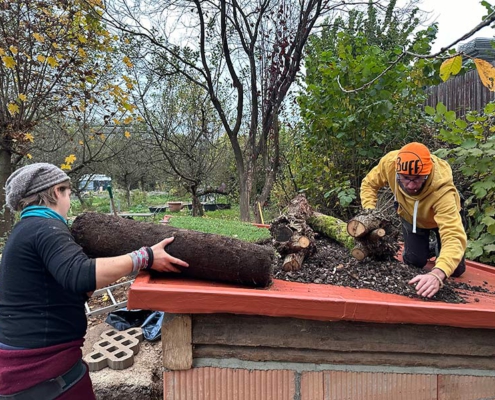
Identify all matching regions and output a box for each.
[0,217,96,348]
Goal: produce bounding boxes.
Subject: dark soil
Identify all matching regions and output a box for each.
[273,236,495,304]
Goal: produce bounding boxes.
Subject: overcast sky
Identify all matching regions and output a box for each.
[418,0,494,52]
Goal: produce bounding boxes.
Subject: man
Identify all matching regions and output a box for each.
[360,142,467,298]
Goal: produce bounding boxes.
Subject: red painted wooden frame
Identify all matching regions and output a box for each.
[128,259,495,329]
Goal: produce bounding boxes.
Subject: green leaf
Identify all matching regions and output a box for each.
[425,105,435,116]
[444,110,456,122]
[436,102,447,115]
[484,244,495,253]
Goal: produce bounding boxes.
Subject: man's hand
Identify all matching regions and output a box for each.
[408,268,446,298]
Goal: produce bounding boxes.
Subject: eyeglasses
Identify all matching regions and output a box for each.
[397,175,429,184]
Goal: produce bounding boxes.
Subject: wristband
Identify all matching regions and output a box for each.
[427,272,444,288]
[144,247,154,270]
[129,247,149,273]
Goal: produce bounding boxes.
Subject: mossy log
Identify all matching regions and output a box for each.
[307,212,355,251]
[71,212,274,287]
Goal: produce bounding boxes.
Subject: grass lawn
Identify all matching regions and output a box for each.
[69,190,272,243]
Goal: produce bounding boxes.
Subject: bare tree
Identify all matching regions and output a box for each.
[104,0,359,221]
[133,71,230,216]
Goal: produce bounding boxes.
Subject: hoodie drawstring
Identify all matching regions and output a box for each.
[412,200,419,233]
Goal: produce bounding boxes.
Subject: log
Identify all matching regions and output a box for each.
[307,212,354,251]
[71,212,274,287]
[347,212,383,238]
[351,242,368,261]
[283,252,306,272]
[269,194,316,271]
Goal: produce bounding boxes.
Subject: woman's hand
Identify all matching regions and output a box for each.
[150,237,189,273]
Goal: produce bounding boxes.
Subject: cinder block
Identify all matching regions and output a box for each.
[84,328,144,371]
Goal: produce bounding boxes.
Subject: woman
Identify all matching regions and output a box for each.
[0,163,188,399]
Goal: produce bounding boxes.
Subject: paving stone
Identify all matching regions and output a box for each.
[84,328,144,372]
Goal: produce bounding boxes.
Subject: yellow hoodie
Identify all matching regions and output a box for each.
[360,150,467,278]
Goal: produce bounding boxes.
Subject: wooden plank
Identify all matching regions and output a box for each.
[192,314,495,357]
[194,345,495,370]
[162,314,192,370]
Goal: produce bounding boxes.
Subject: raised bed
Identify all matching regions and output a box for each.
[149,205,168,213]
[203,203,231,211]
[129,259,495,399]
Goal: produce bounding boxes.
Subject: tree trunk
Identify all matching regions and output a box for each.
[0,148,13,238]
[269,194,316,271]
[239,172,251,222]
[71,212,274,287]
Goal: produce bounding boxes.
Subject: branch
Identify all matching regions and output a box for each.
[337,10,495,93]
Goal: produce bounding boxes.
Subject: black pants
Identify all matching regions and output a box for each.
[401,219,466,277]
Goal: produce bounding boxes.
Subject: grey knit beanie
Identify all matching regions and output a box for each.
[5,163,70,211]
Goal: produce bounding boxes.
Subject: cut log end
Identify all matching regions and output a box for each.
[347,220,366,238]
[272,225,293,242]
[351,247,368,261]
[297,236,311,249]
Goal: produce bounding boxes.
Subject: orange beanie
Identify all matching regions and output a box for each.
[396,142,432,175]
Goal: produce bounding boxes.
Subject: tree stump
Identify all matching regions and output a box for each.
[71,212,274,287]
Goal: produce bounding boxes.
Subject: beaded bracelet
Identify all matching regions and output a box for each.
[427,271,444,288]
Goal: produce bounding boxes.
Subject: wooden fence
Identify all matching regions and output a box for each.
[425,68,495,116]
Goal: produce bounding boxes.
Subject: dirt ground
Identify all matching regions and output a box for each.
[273,236,494,304]
[85,277,163,400]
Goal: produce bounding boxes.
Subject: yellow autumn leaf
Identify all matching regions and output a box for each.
[123,116,133,124]
[24,133,34,142]
[37,54,46,63]
[124,131,131,138]
[33,32,45,43]
[123,56,133,68]
[7,103,19,115]
[61,164,71,171]
[65,154,77,164]
[26,153,32,159]
[112,118,121,125]
[52,42,59,49]
[474,58,495,91]
[47,56,59,67]
[78,34,87,44]
[78,48,87,58]
[98,134,106,140]
[439,55,462,82]
[0,48,5,56]
[9,46,18,55]
[56,53,63,60]
[2,56,16,69]
[102,293,109,302]
[79,140,84,145]
[18,93,27,102]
